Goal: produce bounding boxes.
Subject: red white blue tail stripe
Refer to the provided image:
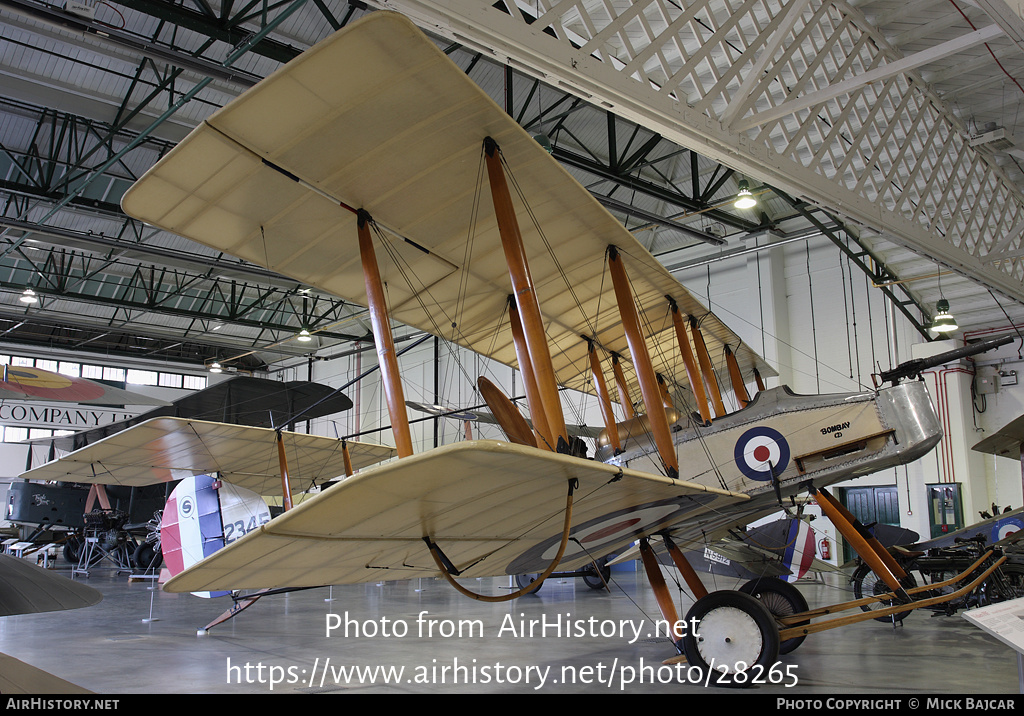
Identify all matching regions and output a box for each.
[161,474,270,598]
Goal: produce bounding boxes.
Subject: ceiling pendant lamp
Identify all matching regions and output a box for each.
[930,299,958,334]
[19,288,38,304]
[930,268,958,334]
[734,179,757,209]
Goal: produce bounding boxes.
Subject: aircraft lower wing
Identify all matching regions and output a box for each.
[19,417,396,496]
[163,440,748,593]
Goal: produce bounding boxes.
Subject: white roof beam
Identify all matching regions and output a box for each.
[719,0,813,130]
[734,24,1004,132]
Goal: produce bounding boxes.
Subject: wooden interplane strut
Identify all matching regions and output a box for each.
[725,346,751,408]
[508,298,549,449]
[608,246,679,479]
[483,138,568,453]
[587,340,621,453]
[690,317,726,418]
[669,300,712,425]
[357,210,413,458]
[275,431,294,511]
[611,354,635,420]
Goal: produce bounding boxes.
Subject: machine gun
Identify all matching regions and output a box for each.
[874,335,1013,387]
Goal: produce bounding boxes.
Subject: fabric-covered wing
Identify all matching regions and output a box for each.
[38,376,353,454]
[972,413,1024,460]
[163,440,748,593]
[0,553,102,617]
[0,654,93,694]
[121,11,772,407]
[19,417,395,496]
[0,365,169,406]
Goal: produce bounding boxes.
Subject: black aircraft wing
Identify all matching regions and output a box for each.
[33,376,352,455]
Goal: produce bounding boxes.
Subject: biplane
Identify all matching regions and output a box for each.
[19,11,1012,681]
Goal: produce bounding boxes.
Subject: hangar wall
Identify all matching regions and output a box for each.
[671,234,1024,546]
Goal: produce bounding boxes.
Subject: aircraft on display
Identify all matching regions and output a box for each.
[9,375,370,568]
[18,11,1016,681]
[0,363,170,407]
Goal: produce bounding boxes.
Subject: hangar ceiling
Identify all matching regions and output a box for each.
[1,0,1023,372]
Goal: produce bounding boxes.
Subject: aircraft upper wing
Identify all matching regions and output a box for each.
[19,417,396,497]
[0,365,169,406]
[163,440,748,593]
[36,376,354,455]
[121,11,773,406]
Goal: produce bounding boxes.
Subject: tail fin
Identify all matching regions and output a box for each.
[780,518,816,582]
[160,474,270,597]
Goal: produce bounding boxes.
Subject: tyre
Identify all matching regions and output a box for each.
[63,535,102,566]
[985,563,1024,603]
[681,590,781,688]
[133,541,163,571]
[580,559,611,590]
[738,577,809,654]
[851,564,916,623]
[514,573,541,594]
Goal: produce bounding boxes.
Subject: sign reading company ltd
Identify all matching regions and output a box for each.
[0,403,138,429]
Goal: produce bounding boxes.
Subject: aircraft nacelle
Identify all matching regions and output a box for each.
[596,380,942,504]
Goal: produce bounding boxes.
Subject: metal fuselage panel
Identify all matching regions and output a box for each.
[596,382,941,514]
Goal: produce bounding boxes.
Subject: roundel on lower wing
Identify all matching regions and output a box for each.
[734,426,790,481]
[505,494,717,575]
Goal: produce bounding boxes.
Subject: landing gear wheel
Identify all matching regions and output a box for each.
[132,542,163,571]
[63,535,101,566]
[581,559,611,590]
[851,564,916,623]
[987,563,1024,602]
[681,590,781,688]
[738,577,809,655]
[514,573,542,594]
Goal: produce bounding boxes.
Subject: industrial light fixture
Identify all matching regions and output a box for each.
[208,361,223,373]
[930,299,958,334]
[19,288,38,304]
[734,179,757,209]
[533,134,553,153]
[297,328,313,342]
[929,268,958,334]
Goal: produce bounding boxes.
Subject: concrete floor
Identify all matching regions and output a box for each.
[0,562,1020,695]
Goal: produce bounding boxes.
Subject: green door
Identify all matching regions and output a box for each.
[926,483,964,538]
[839,485,900,563]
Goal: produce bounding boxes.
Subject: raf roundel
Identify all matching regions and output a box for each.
[734,426,790,481]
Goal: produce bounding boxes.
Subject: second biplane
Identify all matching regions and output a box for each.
[22,11,1011,680]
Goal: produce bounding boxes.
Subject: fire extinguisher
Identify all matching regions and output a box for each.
[818,536,831,560]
